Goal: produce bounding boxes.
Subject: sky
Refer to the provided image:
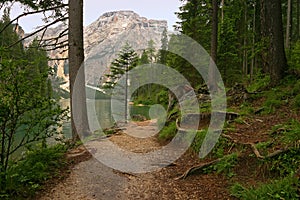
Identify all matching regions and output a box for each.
[5,0,182,33]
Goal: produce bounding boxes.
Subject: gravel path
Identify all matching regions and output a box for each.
[39,157,127,200]
[38,120,231,199]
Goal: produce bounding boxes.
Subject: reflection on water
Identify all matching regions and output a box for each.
[11,99,150,158]
[60,99,150,136]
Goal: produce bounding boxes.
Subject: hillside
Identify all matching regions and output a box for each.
[26,10,168,89]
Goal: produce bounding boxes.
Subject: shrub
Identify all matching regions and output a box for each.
[1,144,68,199]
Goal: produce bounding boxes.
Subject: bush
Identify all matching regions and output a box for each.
[1,144,68,199]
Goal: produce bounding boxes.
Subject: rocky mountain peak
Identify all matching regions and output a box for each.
[26,10,168,88]
[83,10,168,86]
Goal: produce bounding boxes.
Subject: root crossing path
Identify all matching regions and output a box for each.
[38,120,231,200]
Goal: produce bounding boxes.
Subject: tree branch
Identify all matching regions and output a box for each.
[8,16,68,48]
[0,4,67,34]
[48,57,68,61]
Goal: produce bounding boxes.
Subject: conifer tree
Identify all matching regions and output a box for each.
[158,28,169,65]
[103,43,138,90]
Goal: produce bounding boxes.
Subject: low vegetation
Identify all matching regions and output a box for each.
[0,144,68,199]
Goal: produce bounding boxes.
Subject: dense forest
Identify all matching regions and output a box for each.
[0,0,300,199]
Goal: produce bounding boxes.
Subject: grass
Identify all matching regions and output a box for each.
[270,119,300,145]
[1,144,68,199]
[230,175,299,200]
[204,153,238,178]
[293,94,300,109]
[158,121,177,141]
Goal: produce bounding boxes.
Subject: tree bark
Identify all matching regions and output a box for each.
[250,2,256,82]
[297,0,300,40]
[69,0,90,141]
[260,0,287,82]
[208,0,218,92]
[286,0,292,49]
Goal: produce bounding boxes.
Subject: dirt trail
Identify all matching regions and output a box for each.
[38,120,231,200]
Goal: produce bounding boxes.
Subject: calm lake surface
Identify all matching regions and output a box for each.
[60,99,150,137]
[11,99,149,157]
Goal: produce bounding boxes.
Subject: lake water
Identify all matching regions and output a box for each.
[11,99,150,158]
[60,99,150,137]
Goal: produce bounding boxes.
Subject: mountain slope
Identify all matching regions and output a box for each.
[27,11,168,88]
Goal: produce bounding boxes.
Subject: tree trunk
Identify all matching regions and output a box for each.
[286,0,292,49]
[297,0,300,40]
[69,0,90,141]
[243,1,248,77]
[250,2,256,82]
[260,0,287,82]
[208,0,218,92]
[221,0,225,22]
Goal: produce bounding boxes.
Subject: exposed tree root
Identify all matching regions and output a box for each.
[176,133,296,180]
[174,158,223,180]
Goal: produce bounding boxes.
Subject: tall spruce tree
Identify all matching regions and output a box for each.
[103,43,138,90]
[158,28,169,65]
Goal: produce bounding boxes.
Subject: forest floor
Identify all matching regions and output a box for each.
[36,98,300,199]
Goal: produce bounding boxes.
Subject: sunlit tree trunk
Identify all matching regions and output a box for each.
[69,0,90,141]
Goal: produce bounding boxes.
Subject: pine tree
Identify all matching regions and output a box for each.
[103,43,138,90]
[139,50,150,65]
[158,28,168,65]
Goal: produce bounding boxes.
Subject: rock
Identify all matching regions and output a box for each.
[25,10,168,89]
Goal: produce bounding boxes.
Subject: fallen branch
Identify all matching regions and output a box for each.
[249,143,265,159]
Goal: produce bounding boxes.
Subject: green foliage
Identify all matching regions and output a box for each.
[1,144,67,199]
[293,94,300,109]
[230,175,299,200]
[247,71,271,93]
[211,153,237,177]
[291,80,300,96]
[271,119,300,145]
[264,120,300,176]
[158,28,168,65]
[191,130,207,153]
[158,121,177,141]
[255,141,272,156]
[176,0,211,51]
[289,41,300,71]
[218,0,245,85]
[260,87,292,114]
[0,13,68,191]
[102,43,138,90]
[239,102,255,115]
[155,89,169,107]
[268,149,300,177]
[130,105,150,120]
[263,99,282,114]
[139,50,150,65]
[166,35,203,88]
